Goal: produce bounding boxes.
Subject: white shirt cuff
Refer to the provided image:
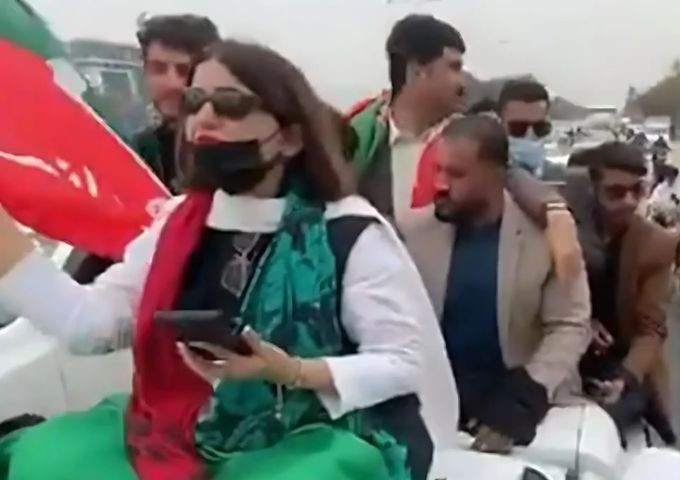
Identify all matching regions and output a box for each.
[316,353,419,420]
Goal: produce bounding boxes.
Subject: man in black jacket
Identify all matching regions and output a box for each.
[70,16,219,284]
[132,15,219,192]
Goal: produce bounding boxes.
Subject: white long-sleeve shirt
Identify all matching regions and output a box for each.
[0,193,451,424]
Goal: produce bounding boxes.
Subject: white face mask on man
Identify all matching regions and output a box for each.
[508,137,547,176]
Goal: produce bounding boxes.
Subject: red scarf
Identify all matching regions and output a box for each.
[125,191,215,480]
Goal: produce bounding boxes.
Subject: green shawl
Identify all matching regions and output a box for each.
[0,192,411,480]
[194,192,410,479]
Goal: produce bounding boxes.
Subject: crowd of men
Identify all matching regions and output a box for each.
[97,12,680,454]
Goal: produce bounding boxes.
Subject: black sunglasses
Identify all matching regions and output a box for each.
[181,87,262,119]
[507,120,552,139]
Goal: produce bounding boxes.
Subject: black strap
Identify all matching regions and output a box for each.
[327,215,378,353]
[327,215,377,288]
[369,394,433,480]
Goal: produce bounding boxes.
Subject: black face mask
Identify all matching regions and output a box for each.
[191,140,280,194]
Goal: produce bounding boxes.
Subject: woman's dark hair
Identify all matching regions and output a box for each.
[326,105,358,160]
[178,40,355,201]
[386,14,466,97]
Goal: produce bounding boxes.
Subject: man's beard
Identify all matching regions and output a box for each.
[595,195,638,235]
[434,196,483,225]
[601,206,637,234]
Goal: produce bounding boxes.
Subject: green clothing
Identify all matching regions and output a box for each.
[0,192,411,480]
[0,396,390,480]
[130,124,178,192]
[349,94,390,177]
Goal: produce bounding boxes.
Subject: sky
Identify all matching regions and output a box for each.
[30,0,680,108]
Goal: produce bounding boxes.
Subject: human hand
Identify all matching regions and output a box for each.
[474,369,549,447]
[591,320,614,354]
[471,425,515,454]
[177,328,301,386]
[590,378,625,405]
[546,209,584,283]
[0,204,33,277]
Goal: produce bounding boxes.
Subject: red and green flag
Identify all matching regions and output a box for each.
[0,0,169,260]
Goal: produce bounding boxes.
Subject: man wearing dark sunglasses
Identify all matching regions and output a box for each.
[498,80,552,177]
[132,15,219,193]
[566,142,678,446]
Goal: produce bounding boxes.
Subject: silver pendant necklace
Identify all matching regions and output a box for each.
[220,232,262,298]
[219,232,285,422]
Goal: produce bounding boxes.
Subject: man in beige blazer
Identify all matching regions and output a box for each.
[401,115,591,453]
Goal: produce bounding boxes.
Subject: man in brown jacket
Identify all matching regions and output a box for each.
[565,142,678,446]
[402,116,591,454]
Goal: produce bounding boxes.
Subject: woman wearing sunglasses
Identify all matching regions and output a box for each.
[0,40,450,480]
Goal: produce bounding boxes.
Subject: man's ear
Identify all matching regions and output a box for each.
[406,61,423,84]
[279,124,303,157]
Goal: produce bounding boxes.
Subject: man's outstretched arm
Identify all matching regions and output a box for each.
[506,167,584,281]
